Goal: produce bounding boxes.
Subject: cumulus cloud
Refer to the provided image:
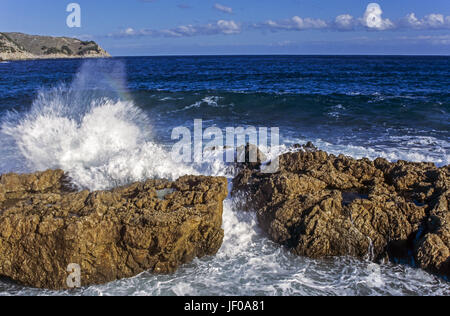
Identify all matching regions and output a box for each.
[361,3,394,30]
[214,3,233,14]
[256,3,394,32]
[258,3,449,33]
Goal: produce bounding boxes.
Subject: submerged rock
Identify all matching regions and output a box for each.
[236,144,267,170]
[0,170,228,289]
[232,144,449,279]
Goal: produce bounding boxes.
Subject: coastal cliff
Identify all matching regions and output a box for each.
[0,32,110,61]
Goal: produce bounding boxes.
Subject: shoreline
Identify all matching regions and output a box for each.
[0,32,110,62]
[0,55,112,62]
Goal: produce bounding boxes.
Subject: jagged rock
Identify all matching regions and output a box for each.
[0,170,228,289]
[416,189,450,277]
[232,144,449,278]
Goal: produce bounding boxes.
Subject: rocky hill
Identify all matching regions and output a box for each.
[0,32,110,61]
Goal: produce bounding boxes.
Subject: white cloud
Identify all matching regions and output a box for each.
[111,2,450,39]
[422,14,447,28]
[214,3,233,14]
[123,28,136,35]
[259,3,449,33]
[426,14,445,27]
[217,20,240,34]
[256,3,396,32]
[292,16,328,29]
[361,3,394,30]
[403,13,422,28]
[259,16,328,31]
[114,20,241,38]
[400,13,450,29]
[335,14,356,30]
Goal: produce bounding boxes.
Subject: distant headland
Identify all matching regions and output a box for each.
[0,32,110,61]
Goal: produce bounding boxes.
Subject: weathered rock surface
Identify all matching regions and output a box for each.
[0,170,227,289]
[232,144,449,279]
[0,32,110,61]
[416,190,450,277]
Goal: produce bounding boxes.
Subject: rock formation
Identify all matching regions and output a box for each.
[0,170,228,289]
[232,143,449,279]
[0,32,110,61]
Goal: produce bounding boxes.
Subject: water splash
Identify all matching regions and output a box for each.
[1,60,196,190]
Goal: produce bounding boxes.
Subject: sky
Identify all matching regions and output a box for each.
[1,0,449,56]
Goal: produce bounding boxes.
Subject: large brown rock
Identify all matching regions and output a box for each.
[232,144,449,278]
[0,170,228,289]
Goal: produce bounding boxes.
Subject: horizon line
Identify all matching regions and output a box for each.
[111,53,450,57]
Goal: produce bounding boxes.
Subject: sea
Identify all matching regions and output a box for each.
[0,56,449,296]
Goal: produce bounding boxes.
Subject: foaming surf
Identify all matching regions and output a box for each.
[0,60,449,296]
[283,137,449,167]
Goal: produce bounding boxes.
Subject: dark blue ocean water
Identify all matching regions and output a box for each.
[0,56,448,168]
[0,56,449,296]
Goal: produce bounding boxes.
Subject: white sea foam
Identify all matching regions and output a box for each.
[169,96,233,113]
[284,136,449,167]
[327,104,346,118]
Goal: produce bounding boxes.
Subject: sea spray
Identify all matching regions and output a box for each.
[1,60,196,190]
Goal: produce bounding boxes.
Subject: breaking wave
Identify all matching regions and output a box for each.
[1,61,197,190]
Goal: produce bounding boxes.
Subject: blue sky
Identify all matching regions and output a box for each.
[1,0,449,55]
